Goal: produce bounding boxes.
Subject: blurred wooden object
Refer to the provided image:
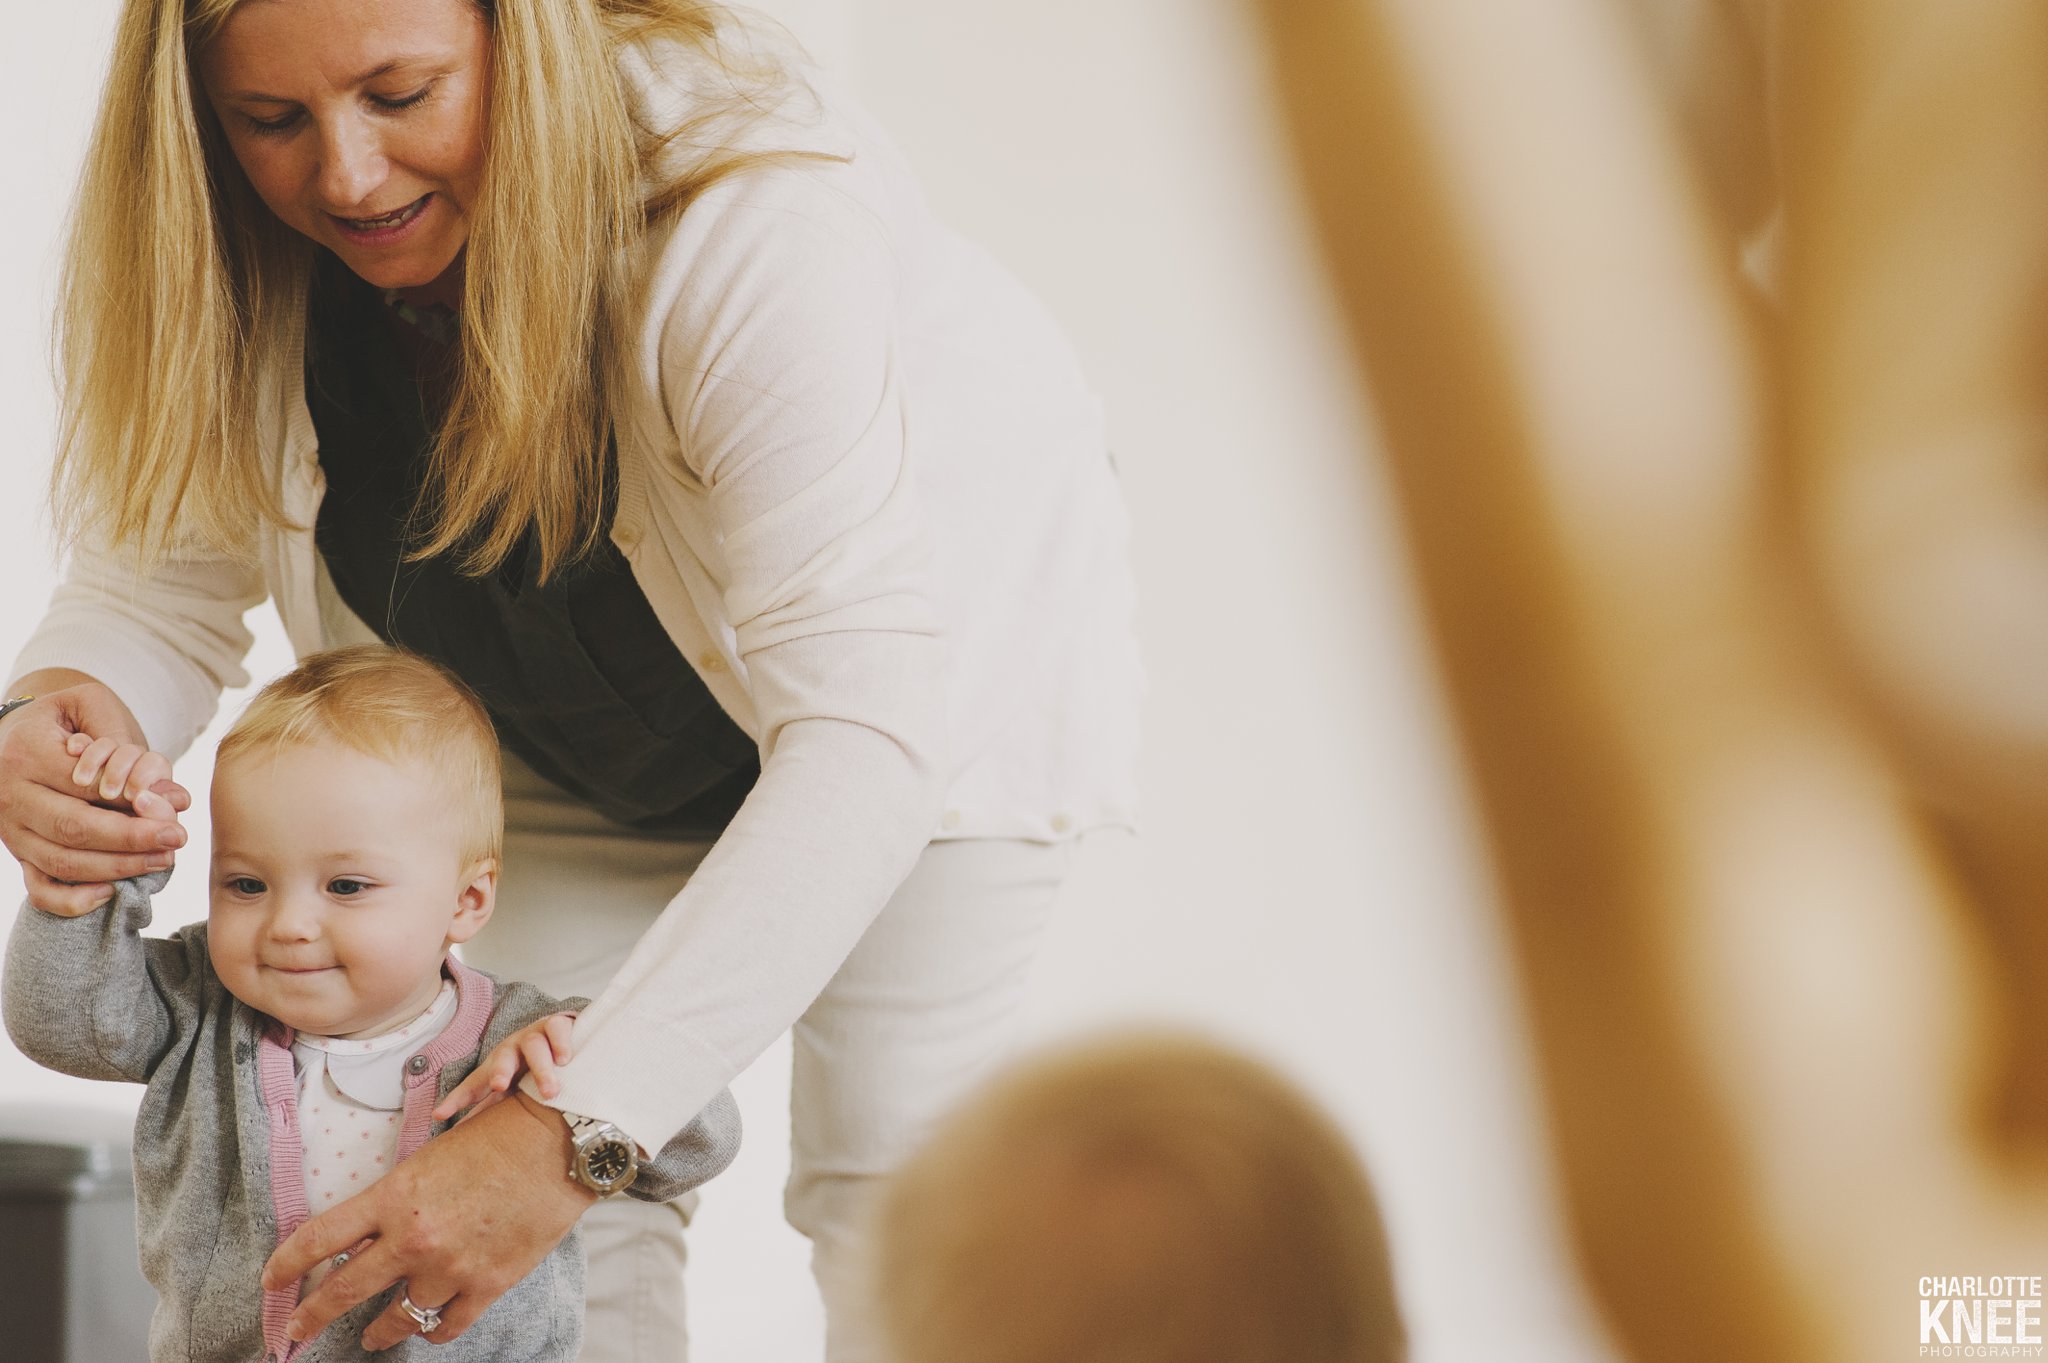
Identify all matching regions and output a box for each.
[1253,0,2048,1360]
[1781,2,2048,1148]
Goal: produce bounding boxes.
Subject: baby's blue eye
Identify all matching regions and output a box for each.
[328,878,369,897]
[228,877,265,896]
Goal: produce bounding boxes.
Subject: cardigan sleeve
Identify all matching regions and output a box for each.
[9,530,267,760]
[3,870,204,1084]
[540,166,951,1148]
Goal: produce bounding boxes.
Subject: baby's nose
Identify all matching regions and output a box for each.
[266,899,323,940]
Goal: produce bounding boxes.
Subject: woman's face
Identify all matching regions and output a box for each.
[198,0,490,296]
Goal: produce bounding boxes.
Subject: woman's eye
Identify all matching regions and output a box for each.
[241,111,301,137]
[227,877,265,896]
[372,84,434,113]
[328,878,369,897]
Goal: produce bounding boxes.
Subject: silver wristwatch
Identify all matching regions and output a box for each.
[561,1111,640,1197]
[0,694,35,729]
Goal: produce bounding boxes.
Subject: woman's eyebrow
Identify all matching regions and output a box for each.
[227,56,439,104]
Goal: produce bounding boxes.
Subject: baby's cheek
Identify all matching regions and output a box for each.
[203,924,228,976]
[205,924,251,989]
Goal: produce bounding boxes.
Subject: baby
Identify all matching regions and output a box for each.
[875,1030,1407,1363]
[2,646,740,1363]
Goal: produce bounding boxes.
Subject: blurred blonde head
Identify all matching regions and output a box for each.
[54,0,834,581]
[217,645,503,865]
[877,1031,1407,1363]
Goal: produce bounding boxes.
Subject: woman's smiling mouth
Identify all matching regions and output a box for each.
[332,194,432,241]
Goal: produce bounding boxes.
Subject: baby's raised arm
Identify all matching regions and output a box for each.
[2,868,198,1084]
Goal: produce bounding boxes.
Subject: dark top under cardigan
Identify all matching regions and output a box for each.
[303,253,759,836]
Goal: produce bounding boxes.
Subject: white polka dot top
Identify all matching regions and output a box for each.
[290,981,458,1290]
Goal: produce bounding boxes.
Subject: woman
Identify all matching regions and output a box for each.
[0,0,1141,1358]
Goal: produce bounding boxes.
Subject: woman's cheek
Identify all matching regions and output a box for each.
[227,144,300,227]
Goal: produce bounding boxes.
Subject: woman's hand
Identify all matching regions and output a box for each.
[0,678,190,915]
[432,1012,578,1123]
[264,1090,596,1350]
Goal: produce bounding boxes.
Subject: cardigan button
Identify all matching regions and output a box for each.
[1050,814,1072,834]
[697,652,726,673]
[407,1054,430,1075]
[940,809,961,831]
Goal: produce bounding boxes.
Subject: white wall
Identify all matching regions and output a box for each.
[0,5,1617,1361]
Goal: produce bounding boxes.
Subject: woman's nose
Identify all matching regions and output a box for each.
[315,116,389,212]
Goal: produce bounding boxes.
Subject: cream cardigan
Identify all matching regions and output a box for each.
[12,51,1141,1147]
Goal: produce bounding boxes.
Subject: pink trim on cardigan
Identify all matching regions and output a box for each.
[398,956,496,1161]
[259,1019,310,1363]
[254,958,499,1363]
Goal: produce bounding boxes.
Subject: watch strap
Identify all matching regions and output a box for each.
[0,695,36,727]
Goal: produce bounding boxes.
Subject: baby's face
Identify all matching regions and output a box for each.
[207,739,493,1038]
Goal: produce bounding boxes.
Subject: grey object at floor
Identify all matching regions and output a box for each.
[0,1104,156,1363]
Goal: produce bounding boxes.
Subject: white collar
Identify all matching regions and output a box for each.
[291,980,458,1109]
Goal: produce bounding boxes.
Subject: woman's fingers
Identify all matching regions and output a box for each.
[3,753,183,865]
[283,1236,408,1347]
[361,1280,475,1352]
[8,803,176,888]
[0,682,188,903]
[19,862,114,918]
[266,1186,385,1293]
[267,1100,593,1346]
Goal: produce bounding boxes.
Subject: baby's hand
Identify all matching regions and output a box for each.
[433,1012,577,1123]
[63,731,176,821]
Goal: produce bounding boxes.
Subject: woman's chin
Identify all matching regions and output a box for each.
[336,254,444,293]
[328,236,464,297]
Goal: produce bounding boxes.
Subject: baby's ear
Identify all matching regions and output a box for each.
[445,858,498,946]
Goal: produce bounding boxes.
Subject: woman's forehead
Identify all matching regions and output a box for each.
[192,0,485,77]
[191,0,492,114]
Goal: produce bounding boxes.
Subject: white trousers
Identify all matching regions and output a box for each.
[462,755,1071,1363]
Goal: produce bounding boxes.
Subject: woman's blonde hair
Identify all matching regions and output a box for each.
[876,1031,1409,1363]
[54,0,834,580]
[217,645,504,864]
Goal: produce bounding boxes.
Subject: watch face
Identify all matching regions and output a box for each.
[583,1138,637,1190]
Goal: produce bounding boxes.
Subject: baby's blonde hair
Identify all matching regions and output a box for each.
[216,646,503,864]
[877,1031,1407,1363]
